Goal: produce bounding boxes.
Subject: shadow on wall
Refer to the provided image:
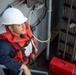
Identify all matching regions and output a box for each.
[51,0,63,31]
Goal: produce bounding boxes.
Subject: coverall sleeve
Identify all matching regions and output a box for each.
[0,40,22,73]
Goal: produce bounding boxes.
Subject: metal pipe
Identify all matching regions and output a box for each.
[30,69,48,75]
[18,69,49,75]
[46,0,52,60]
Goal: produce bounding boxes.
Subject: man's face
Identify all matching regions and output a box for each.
[8,23,26,36]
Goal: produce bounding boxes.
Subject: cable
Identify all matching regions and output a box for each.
[33,1,47,27]
[28,10,34,25]
[10,0,25,7]
[28,9,51,43]
[27,0,51,43]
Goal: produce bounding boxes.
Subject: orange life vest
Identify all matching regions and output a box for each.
[0,23,38,65]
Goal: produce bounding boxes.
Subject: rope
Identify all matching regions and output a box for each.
[63,0,74,59]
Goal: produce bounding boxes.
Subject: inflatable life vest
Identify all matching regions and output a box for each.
[0,23,38,65]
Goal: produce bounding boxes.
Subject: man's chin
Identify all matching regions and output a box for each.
[21,32,26,34]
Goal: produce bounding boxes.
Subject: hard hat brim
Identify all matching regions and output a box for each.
[2,16,28,25]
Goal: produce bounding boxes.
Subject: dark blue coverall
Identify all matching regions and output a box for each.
[0,39,22,75]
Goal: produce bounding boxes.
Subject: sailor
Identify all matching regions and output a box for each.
[0,7,38,75]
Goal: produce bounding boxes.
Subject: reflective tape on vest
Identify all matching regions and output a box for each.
[24,41,32,56]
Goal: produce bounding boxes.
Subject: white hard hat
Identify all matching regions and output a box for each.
[0,7,27,34]
[2,7,27,25]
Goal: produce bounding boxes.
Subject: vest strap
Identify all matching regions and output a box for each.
[16,43,26,62]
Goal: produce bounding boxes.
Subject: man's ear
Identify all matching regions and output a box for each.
[8,25,13,32]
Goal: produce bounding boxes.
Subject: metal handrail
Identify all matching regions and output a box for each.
[0,65,49,75]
